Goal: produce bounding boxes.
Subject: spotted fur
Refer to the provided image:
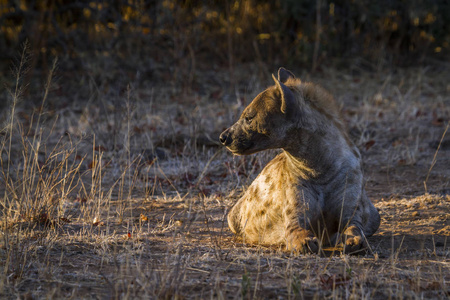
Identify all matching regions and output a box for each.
[220,68,380,253]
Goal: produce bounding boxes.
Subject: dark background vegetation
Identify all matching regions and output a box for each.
[1,0,449,102]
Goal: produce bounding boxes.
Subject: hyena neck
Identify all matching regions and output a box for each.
[283,150,318,180]
[283,127,354,180]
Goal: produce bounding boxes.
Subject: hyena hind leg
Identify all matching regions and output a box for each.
[342,225,367,254]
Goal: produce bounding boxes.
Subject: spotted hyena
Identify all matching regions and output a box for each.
[219,68,380,253]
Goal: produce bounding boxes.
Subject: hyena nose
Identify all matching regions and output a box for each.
[219,129,232,146]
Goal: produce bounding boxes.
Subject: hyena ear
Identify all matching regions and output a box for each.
[277,67,296,83]
[272,74,296,114]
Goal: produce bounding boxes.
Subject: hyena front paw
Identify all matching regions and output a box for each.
[287,229,319,254]
[343,225,366,254]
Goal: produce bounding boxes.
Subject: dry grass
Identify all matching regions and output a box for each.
[0,50,449,299]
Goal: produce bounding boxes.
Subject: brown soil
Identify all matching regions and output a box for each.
[1,64,449,299]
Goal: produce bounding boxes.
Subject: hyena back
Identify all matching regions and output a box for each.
[219,68,380,253]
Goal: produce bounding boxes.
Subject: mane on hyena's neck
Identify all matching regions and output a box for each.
[286,79,346,134]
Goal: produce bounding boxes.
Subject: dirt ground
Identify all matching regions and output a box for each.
[1,63,449,299]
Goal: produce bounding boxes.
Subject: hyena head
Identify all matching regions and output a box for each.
[219,68,299,155]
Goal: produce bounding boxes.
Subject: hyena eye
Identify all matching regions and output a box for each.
[245,116,254,123]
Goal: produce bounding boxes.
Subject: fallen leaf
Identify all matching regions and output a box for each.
[199,188,211,196]
[94,145,107,152]
[38,212,49,224]
[422,281,441,290]
[431,111,445,126]
[92,217,104,227]
[75,197,87,204]
[59,217,71,224]
[364,140,375,150]
[133,126,144,133]
[432,117,444,126]
[88,160,95,169]
[398,159,407,165]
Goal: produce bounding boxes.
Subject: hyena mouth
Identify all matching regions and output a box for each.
[228,142,255,155]
[230,148,246,155]
[227,147,245,155]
